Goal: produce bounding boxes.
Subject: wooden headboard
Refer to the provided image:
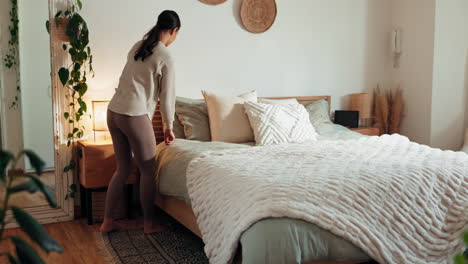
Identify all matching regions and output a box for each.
[152,96,331,144]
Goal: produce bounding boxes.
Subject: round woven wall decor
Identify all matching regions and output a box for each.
[240,0,277,34]
[198,0,227,5]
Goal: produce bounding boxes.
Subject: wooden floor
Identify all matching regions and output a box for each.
[0,218,143,264]
[0,218,369,264]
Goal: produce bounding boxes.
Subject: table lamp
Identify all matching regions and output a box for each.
[350,93,371,127]
[92,100,110,142]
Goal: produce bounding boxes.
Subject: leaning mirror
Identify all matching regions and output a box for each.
[1,0,73,227]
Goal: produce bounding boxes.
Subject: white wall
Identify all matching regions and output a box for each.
[82,0,392,112]
[18,0,55,169]
[391,0,436,145]
[430,0,468,150]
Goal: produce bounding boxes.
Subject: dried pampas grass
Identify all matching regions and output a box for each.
[389,87,404,134]
[373,85,404,134]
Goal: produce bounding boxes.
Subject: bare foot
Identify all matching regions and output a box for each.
[143,220,166,234]
[99,219,120,233]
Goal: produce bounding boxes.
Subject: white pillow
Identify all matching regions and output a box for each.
[202,90,257,143]
[244,102,318,146]
[258,98,299,105]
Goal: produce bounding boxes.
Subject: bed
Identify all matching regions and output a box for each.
[152,96,468,264]
[153,96,370,264]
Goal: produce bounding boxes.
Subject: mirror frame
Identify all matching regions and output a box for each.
[5,0,74,228]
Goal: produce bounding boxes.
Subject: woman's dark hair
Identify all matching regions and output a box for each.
[134,10,181,61]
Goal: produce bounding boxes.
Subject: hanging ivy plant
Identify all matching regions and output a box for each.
[46,0,93,200]
[3,0,20,109]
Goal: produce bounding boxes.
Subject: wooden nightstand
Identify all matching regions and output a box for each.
[77,140,138,225]
[351,127,381,136]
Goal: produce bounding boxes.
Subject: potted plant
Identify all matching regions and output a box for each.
[46,0,85,43]
[46,0,93,199]
[454,232,468,264]
[0,150,62,263]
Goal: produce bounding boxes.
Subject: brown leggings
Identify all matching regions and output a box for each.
[105,110,156,221]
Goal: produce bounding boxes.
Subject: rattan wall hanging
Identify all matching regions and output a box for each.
[198,0,277,33]
[240,0,277,33]
[198,0,228,5]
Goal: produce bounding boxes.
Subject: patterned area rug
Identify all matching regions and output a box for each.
[96,210,209,264]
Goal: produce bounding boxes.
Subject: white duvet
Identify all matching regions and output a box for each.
[186,134,468,264]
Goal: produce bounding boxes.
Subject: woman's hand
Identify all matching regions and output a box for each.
[164,129,175,145]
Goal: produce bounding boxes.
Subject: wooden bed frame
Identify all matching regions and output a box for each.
[153,96,366,264]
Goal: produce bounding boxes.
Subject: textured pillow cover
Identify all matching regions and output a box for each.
[202,90,257,143]
[304,99,332,126]
[176,104,211,141]
[244,102,318,146]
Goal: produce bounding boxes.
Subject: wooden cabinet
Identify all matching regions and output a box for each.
[350,127,381,136]
[77,140,137,224]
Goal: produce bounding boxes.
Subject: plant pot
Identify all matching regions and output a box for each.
[55,18,70,42]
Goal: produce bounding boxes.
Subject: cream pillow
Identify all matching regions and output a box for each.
[202,90,257,143]
[244,102,318,146]
[258,98,299,105]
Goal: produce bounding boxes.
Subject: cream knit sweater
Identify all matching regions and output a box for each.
[108,40,175,129]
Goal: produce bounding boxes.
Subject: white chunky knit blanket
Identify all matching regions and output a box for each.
[186,135,468,264]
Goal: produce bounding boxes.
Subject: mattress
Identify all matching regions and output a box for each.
[155,125,370,263]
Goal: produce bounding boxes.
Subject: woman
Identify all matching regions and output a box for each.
[100,10,180,234]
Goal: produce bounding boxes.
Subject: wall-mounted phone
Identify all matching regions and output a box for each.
[391,29,402,69]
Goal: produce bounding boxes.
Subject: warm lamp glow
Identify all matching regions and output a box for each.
[92,101,110,132]
[350,93,371,119]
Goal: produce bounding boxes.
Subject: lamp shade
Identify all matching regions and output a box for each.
[350,93,371,119]
[92,101,110,131]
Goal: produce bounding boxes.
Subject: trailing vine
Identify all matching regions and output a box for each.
[46,0,93,199]
[3,0,20,109]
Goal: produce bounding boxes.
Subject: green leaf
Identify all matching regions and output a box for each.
[73,128,79,134]
[10,180,38,193]
[54,11,63,19]
[67,140,71,147]
[11,236,45,264]
[69,120,74,124]
[69,160,76,170]
[12,207,63,253]
[64,112,69,119]
[464,232,468,246]
[77,0,83,10]
[58,67,69,86]
[73,83,88,97]
[73,62,81,72]
[67,133,73,138]
[70,183,77,192]
[79,100,87,112]
[62,44,67,51]
[63,165,69,172]
[45,20,50,34]
[8,254,21,264]
[22,150,45,176]
[69,48,77,56]
[455,254,466,264]
[0,150,14,182]
[18,176,57,208]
